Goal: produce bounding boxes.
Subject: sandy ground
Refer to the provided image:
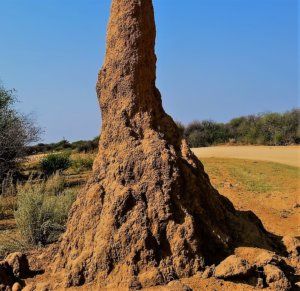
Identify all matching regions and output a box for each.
[192,145,300,167]
[199,158,300,237]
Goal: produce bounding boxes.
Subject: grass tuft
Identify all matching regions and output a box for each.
[14,179,77,246]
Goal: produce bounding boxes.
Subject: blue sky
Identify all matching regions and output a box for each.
[0,0,298,143]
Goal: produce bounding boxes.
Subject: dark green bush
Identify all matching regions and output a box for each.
[40,153,71,175]
[185,109,299,147]
[185,120,229,147]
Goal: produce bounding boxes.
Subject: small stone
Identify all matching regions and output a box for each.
[264,264,291,291]
[214,255,252,279]
[12,282,22,291]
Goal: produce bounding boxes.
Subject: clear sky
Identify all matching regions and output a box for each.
[0,0,298,143]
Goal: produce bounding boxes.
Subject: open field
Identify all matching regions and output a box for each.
[192,145,300,167]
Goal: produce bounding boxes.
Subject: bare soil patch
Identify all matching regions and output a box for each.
[200,157,299,237]
[192,145,300,167]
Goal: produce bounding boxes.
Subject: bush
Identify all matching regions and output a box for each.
[71,156,94,173]
[40,153,71,175]
[183,109,299,147]
[185,120,229,147]
[14,180,76,245]
[72,136,99,153]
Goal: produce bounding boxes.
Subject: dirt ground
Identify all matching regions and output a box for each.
[200,157,300,237]
[192,145,300,167]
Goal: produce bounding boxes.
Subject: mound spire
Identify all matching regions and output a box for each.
[48,0,277,288]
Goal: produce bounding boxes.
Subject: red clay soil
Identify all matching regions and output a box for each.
[17,0,298,290]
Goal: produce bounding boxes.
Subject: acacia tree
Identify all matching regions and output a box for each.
[0,85,40,182]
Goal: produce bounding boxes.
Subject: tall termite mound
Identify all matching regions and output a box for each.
[52,0,277,288]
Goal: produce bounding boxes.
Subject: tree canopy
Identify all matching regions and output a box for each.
[0,84,41,181]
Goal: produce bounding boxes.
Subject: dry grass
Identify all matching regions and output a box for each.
[0,172,78,257]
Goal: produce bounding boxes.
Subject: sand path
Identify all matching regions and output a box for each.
[192,145,300,167]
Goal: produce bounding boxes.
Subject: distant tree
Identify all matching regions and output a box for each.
[281,109,300,145]
[185,120,229,147]
[0,84,41,182]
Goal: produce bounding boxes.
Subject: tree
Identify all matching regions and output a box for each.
[185,120,229,147]
[0,84,41,182]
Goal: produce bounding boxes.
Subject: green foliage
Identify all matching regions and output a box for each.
[14,179,76,246]
[72,137,99,153]
[40,153,71,175]
[27,136,99,155]
[185,109,299,147]
[185,120,229,147]
[0,84,40,182]
[71,156,94,173]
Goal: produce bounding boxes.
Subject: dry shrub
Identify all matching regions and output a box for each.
[0,196,16,219]
[44,172,66,195]
[0,231,29,259]
[14,179,76,246]
[1,173,16,196]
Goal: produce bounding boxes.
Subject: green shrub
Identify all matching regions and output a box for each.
[185,120,229,147]
[14,181,76,246]
[71,157,94,173]
[183,109,299,147]
[40,153,71,175]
